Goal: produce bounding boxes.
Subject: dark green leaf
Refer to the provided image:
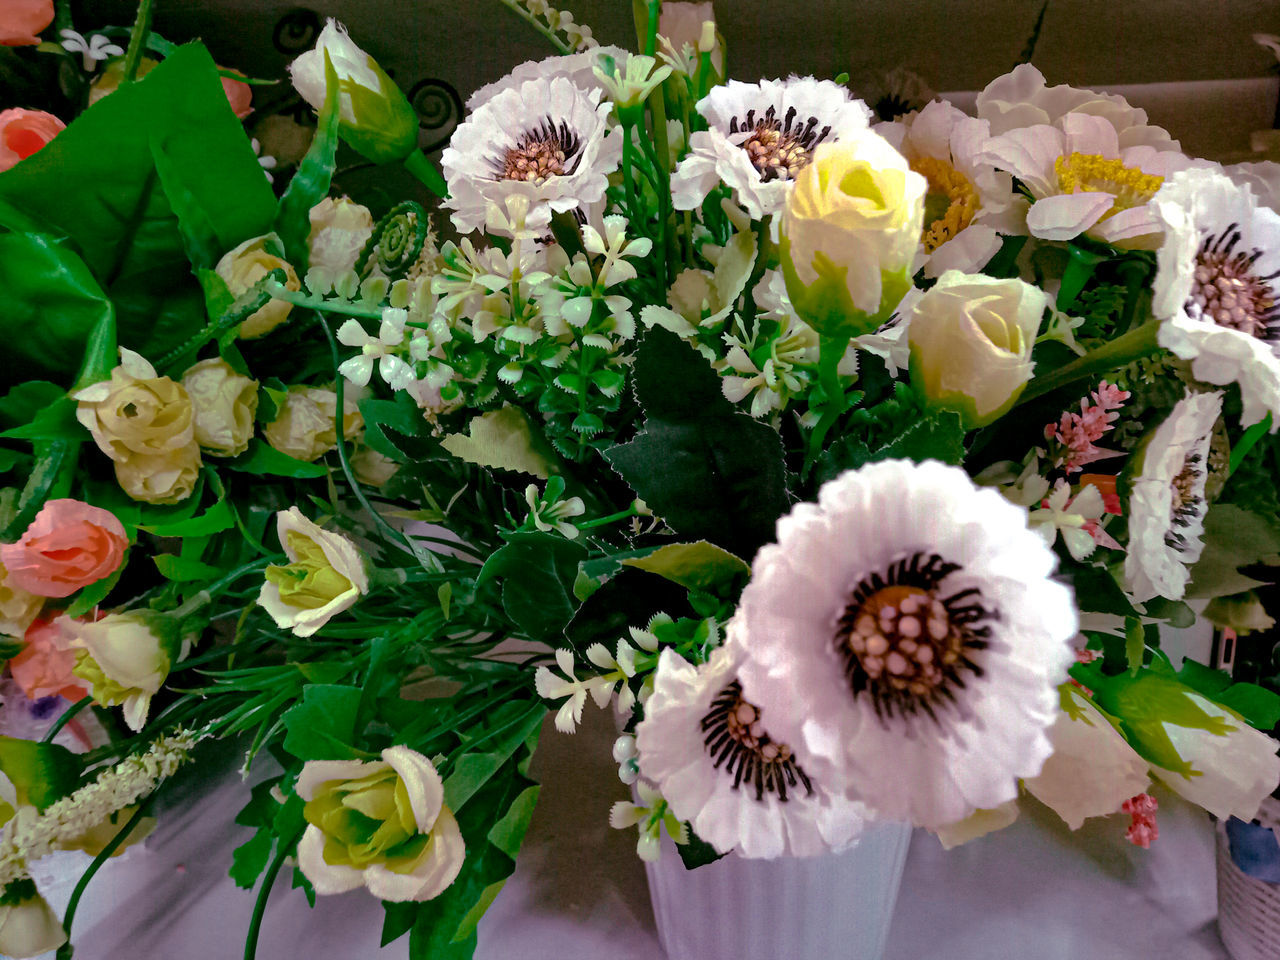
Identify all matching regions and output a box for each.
[64,559,127,619]
[564,567,691,657]
[229,830,274,889]
[0,639,24,661]
[149,137,223,271]
[281,685,363,761]
[676,828,727,870]
[0,398,83,442]
[274,53,341,270]
[360,395,432,462]
[235,778,284,828]
[226,439,328,479]
[0,382,64,430]
[817,411,965,485]
[153,554,223,582]
[1142,597,1196,629]
[382,902,418,948]
[477,532,587,641]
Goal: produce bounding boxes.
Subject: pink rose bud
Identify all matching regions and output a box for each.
[10,618,89,702]
[0,108,65,173]
[221,71,254,120]
[0,0,53,47]
[0,499,127,598]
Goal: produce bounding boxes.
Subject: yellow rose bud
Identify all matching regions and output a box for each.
[906,270,1047,428]
[262,385,363,462]
[58,610,182,732]
[781,134,926,337]
[296,746,464,902]
[215,234,301,339]
[0,885,66,959]
[73,348,203,504]
[181,357,259,457]
[308,196,374,277]
[258,507,368,637]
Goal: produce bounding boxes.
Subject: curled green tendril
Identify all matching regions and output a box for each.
[355,201,429,281]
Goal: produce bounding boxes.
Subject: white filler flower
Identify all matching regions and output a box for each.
[734,459,1077,829]
[1123,390,1222,602]
[635,642,867,858]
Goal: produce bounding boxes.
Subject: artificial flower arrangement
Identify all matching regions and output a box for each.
[0,0,1279,956]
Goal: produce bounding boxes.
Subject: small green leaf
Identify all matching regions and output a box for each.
[229,830,274,889]
[1124,616,1145,676]
[440,405,561,479]
[0,737,80,810]
[281,685,363,761]
[676,828,727,869]
[0,398,83,442]
[274,52,342,270]
[621,541,749,592]
[226,439,328,479]
[153,554,224,582]
[141,497,235,537]
[381,902,418,948]
[65,560,127,618]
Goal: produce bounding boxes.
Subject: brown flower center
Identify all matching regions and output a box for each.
[1165,451,1206,552]
[701,681,812,802]
[728,104,833,183]
[835,553,993,724]
[1188,224,1279,340]
[496,117,583,184]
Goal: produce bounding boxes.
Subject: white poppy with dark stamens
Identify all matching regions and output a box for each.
[1124,390,1222,602]
[442,76,622,235]
[734,459,1076,829]
[1153,167,1280,428]
[671,77,873,220]
[635,641,867,859]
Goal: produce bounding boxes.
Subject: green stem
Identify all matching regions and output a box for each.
[1016,318,1162,406]
[578,504,641,530]
[620,129,643,235]
[264,282,382,319]
[644,0,661,56]
[57,791,161,959]
[494,0,573,54]
[121,0,155,85]
[243,828,304,960]
[805,333,852,465]
[403,149,449,200]
[1229,413,1273,476]
[41,697,92,744]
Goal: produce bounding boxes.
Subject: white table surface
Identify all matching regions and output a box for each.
[31,703,1230,960]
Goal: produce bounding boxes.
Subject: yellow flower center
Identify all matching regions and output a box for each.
[1054,152,1163,216]
[265,531,353,610]
[912,155,979,253]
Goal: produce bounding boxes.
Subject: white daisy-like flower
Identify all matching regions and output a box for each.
[635,643,868,859]
[336,312,416,390]
[60,29,124,72]
[1152,167,1280,428]
[465,46,629,111]
[670,77,872,220]
[975,63,1179,150]
[877,99,1026,277]
[733,459,1077,829]
[1123,390,1222,603]
[981,112,1198,249]
[442,77,621,236]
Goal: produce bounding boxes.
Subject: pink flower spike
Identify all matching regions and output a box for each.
[1044,381,1131,473]
[1121,793,1159,848]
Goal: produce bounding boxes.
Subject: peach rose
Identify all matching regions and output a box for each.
[10,618,89,702]
[0,0,53,47]
[0,109,65,173]
[221,71,254,120]
[0,499,127,599]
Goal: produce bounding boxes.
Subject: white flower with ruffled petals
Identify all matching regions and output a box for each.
[734,459,1076,830]
[635,642,868,858]
[1153,167,1280,428]
[1124,390,1222,602]
[671,77,872,220]
[981,112,1199,249]
[443,76,621,235]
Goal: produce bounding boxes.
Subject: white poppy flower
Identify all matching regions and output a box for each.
[1153,167,1280,428]
[671,77,873,220]
[635,643,868,859]
[734,459,1077,829]
[442,76,621,235]
[1123,390,1222,602]
[981,112,1199,249]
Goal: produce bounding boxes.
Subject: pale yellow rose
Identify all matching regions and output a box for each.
[0,562,41,638]
[262,385,363,462]
[73,349,202,504]
[0,889,66,959]
[781,133,926,337]
[258,507,369,637]
[308,196,374,276]
[906,269,1047,428]
[181,357,259,457]
[215,234,301,339]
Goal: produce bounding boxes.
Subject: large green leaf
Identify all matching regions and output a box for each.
[477,532,586,641]
[0,44,276,372]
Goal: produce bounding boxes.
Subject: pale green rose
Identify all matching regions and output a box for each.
[781,133,925,338]
[258,507,368,637]
[907,269,1047,428]
[0,883,66,959]
[288,20,419,165]
[58,611,181,732]
[295,746,465,902]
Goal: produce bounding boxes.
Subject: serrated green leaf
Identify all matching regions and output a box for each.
[440,406,560,479]
[477,532,586,641]
[621,541,749,592]
[281,685,363,761]
[229,830,274,889]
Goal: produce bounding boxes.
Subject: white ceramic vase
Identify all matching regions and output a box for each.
[643,820,912,960]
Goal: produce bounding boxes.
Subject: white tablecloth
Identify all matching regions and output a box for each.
[33,704,1229,960]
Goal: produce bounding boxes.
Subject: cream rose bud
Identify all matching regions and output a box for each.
[258,507,369,637]
[181,358,259,457]
[56,611,181,733]
[907,270,1047,428]
[73,348,203,504]
[215,234,301,339]
[0,886,67,959]
[781,133,926,338]
[350,442,399,487]
[262,385,363,462]
[288,19,419,165]
[296,746,464,902]
[308,196,374,276]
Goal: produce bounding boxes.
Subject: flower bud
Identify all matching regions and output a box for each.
[288,19,419,165]
[214,234,301,339]
[0,108,64,173]
[58,610,181,732]
[0,884,66,960]
[258,507,368,637]
[781,134,926,338]
[181,358,259,457]
[262,385,363,462]
[308,196,374,276]
[296,746,464,901]
[906,270,1047,428]
[0,561,42,639]
[0,499,127,598]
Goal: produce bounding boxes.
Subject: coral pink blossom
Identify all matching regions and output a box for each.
[0,0,53,46]
[1044,381,1130,473]
[0,499,127,598]
[9,618,89,702]
[221,72,253,119]
[0,108,65,173]
[1121,793,1159,848]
